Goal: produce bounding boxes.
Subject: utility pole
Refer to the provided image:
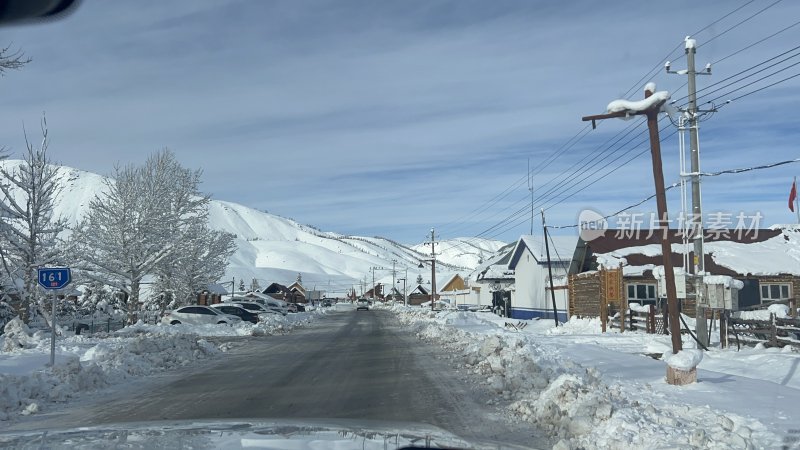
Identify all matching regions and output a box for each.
[583,84,685,376]
[529,158,534,236]
[430,228,437,310]
[668,37,712,348]
[541,209,559,327]
[371,267,375,300]
[391,259,397,299]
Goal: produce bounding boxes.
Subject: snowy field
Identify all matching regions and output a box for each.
[389,305,800,449]
[0,310,326,422]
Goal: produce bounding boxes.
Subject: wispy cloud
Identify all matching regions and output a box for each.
[0,0,798,243]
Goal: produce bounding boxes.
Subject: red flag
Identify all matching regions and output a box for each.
[790,179,797,212]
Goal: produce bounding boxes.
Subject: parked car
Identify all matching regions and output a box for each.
[356,300,370,311]
[295,303,306,312]
[228,301,278,315]
[322,300,332,307]
[262,299,289,315]
[286,303,298,313]
[211,304,259,324]
[162,306,242,326]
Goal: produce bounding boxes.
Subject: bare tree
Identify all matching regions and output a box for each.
[0,116,67,322]
[0,44,30,76]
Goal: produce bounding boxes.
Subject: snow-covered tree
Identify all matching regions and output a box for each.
[416,274,424,285]
[153,223,235,310]
[238,278,245,292]
[79,280,112,317]
[0,118,67,322]
[71,149,209,322]
[296,273,302,284]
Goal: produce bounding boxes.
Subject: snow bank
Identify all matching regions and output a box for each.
[391,307,775,449]
[0,311,324,420]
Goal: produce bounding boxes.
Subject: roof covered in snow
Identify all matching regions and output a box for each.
[508,234,578,270]
[576,227,800,277]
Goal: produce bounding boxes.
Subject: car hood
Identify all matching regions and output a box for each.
[0,419,524,449]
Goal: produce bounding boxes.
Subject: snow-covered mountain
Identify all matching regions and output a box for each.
[4,161,507,295]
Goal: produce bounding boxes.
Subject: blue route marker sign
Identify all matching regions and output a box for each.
[37,267,71,290]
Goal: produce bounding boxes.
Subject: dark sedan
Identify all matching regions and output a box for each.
[211,304,259,324]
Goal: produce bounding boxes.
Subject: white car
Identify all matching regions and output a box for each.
[163,305,242,326]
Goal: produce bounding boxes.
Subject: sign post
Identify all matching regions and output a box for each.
[37,267,71,367]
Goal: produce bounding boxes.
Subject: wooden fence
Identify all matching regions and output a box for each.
[609,304,668,334]
[726,313,800,349]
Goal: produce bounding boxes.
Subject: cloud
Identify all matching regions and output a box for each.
[0,0,798,243]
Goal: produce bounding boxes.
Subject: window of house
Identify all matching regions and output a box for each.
[760,282,791,302]
[627,283,657,303]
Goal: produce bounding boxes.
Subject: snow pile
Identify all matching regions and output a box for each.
[735,303,790,320]
[0,311,324,420]
[0,326,217,420]
[662,349,703,371]
[1,319,40,352]
[392,307,772,449]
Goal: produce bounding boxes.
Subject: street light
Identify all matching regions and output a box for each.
[397,278,407,306]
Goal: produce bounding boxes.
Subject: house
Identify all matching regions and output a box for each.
[384,286,403,302]
[407,284,433,305]
[364,284,385,300]
[262,283,290,300]
[506,234,577,321]
[471,244,516,309]
[197,283,228,305]
[287,281,307,303]
[567,226,800,318]
[437,274,481,307]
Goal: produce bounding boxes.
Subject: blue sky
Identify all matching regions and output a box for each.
[1,0,799,244]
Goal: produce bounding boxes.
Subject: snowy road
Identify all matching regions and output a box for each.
[3,310,545,448]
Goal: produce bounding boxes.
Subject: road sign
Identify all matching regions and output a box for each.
[37,267,71,290]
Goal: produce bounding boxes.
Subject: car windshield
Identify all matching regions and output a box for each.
[0,2,797,449]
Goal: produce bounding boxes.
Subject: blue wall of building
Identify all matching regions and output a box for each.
[510,307,568,323]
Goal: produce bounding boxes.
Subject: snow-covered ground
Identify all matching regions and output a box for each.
[0,310,325,422]
[389,306,800,449]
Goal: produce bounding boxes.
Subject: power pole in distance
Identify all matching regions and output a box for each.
[667,37,712,347]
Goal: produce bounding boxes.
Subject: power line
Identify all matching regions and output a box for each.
[548,157,800,229]
[698,0,783,49]
[712,18,800,65]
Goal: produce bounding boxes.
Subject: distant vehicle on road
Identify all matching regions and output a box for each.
[211,304,259,324]
[356,300,370,311]
[163,306,241,326]
[322,300,332,307]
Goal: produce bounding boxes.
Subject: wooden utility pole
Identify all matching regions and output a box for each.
[541,209,559,327]
[583,85,684,356]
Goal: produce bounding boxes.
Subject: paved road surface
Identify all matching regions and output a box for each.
[5,309,545,447]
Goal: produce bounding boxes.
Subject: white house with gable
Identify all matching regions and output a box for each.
[507,234,577,321]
